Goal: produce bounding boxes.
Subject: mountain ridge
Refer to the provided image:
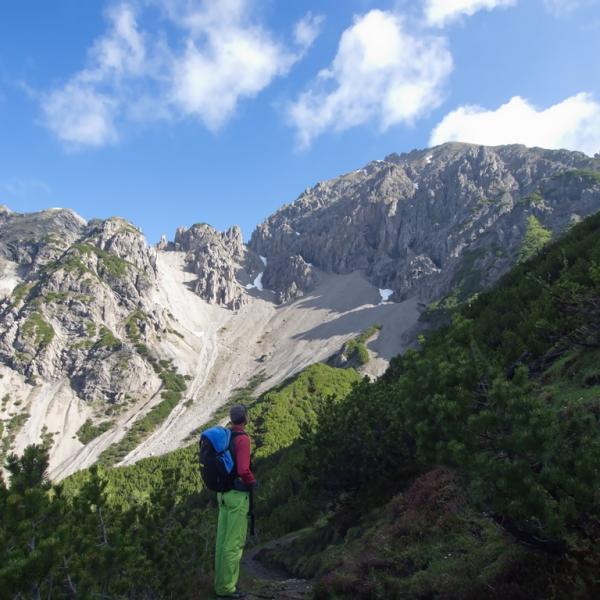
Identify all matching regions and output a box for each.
[1,142,599,479]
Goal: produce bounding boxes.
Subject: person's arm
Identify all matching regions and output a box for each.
[233,434,257,486]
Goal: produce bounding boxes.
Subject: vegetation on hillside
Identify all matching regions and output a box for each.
[2,210,600,598]
[76,418,114,445]
[0,363,359,597]
[518,215,552,263]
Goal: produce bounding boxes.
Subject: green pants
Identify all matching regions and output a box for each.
[214,490,249,596]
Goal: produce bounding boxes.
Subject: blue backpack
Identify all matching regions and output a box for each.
[199,426,244,492]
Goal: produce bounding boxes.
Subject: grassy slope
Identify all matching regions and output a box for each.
[8,205,600,599]
[258,211,600,599]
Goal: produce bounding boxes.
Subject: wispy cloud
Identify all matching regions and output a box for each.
[42,4,146,147]
[41,0,321,147]
[287,10,453,149]
[0,177,51,198]
[294,12,326,49]
[543,0,599,16]
[424,0,517,27]
[430,93,600,155]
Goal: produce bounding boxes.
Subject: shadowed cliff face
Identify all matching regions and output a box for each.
[248,143,600,303]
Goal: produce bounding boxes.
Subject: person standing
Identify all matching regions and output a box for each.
[214,404,257,599]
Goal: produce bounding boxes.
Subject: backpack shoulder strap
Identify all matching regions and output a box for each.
[229,430,248,449]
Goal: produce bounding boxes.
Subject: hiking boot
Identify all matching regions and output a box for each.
[215,591,246,599]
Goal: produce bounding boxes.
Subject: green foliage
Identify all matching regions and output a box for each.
[250,364,361,460]
[309,211,600,548]
[21,311,55,348]
[97,360,187,467]
[453,246,487,299]
[559,169,600,185]
[76,419,113,444]
[74,243,131,279]
[85,320,96,337]
[341,325,382,366]
[0,412,30,465]
[521,190,544,206]
[1,445,213,598]
[125,309,148,343]
[518,215,552,263]
[96,325,122,351]
[11,282,32,306]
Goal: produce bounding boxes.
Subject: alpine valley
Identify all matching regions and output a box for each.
[2,142,600,599]
[0,142,598,477]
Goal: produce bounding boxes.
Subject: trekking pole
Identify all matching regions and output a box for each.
[249,488,256,537]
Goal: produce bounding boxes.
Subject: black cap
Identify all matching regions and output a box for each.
[229,404,247,425]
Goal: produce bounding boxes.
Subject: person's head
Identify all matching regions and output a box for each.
[229,404,248,426]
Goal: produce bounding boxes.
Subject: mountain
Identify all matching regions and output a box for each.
[250,143,600,303]
[1,143,599,480]
[3,208,600,598]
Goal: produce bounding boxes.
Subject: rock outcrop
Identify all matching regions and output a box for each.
[0,206,86,277]
[0,211,165,403]
[249,143,600,302]
[172,223,261,309]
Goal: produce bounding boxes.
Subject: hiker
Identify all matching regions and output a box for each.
[213,404,257,599]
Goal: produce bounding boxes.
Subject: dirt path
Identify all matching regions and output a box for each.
[239,541,313,600]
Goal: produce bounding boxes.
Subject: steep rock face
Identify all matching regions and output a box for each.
[249,143,600,302]
[173,223,259,309]
[0,211,165,403]
[262,255,317,304]
[0,206,86,278]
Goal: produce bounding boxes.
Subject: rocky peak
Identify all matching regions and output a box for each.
[171,223,249,309]
[249,143,600,303]
[0,212,165,400]
[0,207,87,276]
[84,217,156,277]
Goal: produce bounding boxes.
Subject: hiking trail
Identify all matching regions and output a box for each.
[240,537,313,600]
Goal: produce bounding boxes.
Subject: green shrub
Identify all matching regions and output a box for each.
[22,312,54,348]
[518,215,552,263]
[96,326,122,351]
[76,419,114,444]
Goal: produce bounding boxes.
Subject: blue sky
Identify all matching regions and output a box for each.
[1,0,599,243]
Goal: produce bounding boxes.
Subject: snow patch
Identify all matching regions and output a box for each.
[259,255,267,266]
[379,289,394,304]
[414,182,419,190]
[246,272,265,291]
[424,154,432,164]
[295,231,300,236]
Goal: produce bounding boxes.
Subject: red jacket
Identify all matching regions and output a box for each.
[230,424,256,486]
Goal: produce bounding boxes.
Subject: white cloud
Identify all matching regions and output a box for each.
[430,93,600,155]
[294,12,325,49]
[41,0,319,147]
[169,3,300,131]
[42,4,145,146]
[288,10,453,149]
[424,0,516,26]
